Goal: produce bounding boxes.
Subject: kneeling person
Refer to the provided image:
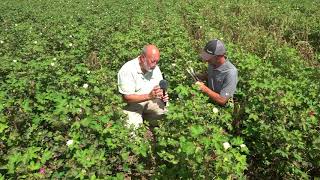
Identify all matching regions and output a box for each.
[117,45,169,128]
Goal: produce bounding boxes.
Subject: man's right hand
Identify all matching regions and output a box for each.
[148,85,163,99]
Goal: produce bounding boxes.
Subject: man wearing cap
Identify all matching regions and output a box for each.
[196,39,238,106]
[117,45,169,128]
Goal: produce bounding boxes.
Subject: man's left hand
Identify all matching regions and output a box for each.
[161,91,169,102]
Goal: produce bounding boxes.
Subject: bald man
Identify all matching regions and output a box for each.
[118,45,169,128]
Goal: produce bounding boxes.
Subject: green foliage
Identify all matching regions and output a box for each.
[0,0,319,179]
[154,85,248,179]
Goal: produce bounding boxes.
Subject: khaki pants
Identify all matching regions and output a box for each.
[123,99,167,128]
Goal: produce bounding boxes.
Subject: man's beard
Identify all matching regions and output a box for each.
[143,60,153,73]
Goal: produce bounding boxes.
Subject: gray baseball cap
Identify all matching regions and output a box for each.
[200,39,226,60]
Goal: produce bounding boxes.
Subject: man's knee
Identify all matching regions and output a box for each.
[123,100,167,128]
[143,99,167,126]
[123,102,145,128]
[145,99,166,116]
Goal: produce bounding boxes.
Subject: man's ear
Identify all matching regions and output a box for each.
[138,55,144,63]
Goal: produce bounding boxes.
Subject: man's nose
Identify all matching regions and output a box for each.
[150,60,158,67]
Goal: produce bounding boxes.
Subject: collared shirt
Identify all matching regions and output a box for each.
[118,57,163,95]
[208,59,238,98]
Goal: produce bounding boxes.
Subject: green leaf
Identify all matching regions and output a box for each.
[22,99,32,112]
[28,161,41,171]
[231,137,243,146]
[189,125,205,137]
[41,149,53,164]
[181,141,195,155]
[0,123,8,133]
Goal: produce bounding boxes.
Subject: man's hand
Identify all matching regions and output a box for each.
[161,92,169,102]
[149,86,169,103]
[123,86,166,103]
[195,81,228,106]
[148,86,163,99]
[195,81,207,92]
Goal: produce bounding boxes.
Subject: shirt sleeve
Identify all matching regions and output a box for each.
[117,69,135,95]
[220,69,238,98]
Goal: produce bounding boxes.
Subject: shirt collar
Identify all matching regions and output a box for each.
[135,56,144,74]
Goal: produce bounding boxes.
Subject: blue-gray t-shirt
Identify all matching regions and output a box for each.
[208,59,238,98]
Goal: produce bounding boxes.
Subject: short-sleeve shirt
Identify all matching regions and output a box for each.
[118,57,163,95]
[208,59,238,98]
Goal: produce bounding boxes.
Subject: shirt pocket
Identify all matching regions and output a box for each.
[135,79,143,92]
[214,77,224,92]
[135,76,154,94]
[215,77,223,83]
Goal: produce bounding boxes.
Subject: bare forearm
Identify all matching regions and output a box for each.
[123,94,151,103]
[201,86,228,106]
